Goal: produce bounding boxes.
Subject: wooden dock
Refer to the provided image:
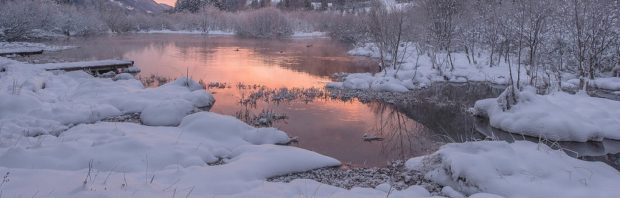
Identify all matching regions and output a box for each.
[41,60,135,76]
[0,49,44,57]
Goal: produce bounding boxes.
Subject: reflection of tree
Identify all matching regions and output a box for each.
[367,102,439,161]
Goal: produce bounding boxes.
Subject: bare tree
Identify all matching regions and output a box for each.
[366,0,413,75]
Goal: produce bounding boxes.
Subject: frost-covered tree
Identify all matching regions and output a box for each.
[566,0,620,89]
[366,0,414,74]
[235,7,293,38]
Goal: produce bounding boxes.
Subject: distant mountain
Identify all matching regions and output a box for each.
[109,0,172,13]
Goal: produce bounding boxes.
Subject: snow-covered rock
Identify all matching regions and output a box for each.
[473,87,620,142]
[407,141,620,198]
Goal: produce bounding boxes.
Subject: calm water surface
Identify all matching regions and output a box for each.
[34,34,620,169]
[39,34,442,166]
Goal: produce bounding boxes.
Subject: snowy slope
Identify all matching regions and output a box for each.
[473,87,620,142]
[407,141,620,198]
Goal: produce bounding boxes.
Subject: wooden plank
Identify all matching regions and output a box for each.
[0,49,44,56]
[42,60,134,71]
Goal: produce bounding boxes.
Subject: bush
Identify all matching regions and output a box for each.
[234,7,293,39]
[323,13,368,44]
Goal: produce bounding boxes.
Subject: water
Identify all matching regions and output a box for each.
[34,34,446,166]
[31,34,620,168]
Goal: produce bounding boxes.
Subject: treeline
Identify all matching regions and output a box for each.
[0,0,340,40]
[338,0,620,92]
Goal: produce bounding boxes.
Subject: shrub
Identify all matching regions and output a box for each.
[234,7,293,39]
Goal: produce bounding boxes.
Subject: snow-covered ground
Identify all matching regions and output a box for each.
[140,30,327,38]
[139,29,236,36]
[327,43,529,92]
[407,141,620,198]
[2,42,618,197]
[0,45,461,197]
[473,87,620,142]
[291,31,328,38]
[331,43,620,94]
[0,42,75,54]
[564,77,620,91]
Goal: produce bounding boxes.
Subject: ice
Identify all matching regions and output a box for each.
[407,141,620,198]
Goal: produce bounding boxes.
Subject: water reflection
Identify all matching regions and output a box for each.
[367,102,440,160]
[38,34,433,166]
[31,34,619,168]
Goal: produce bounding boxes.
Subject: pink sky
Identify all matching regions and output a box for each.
[154,0,175,6]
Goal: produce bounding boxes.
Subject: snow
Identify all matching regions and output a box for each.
[0,42,75,54]
[0,53,463,197]
[473,87,620,142]
[331,43,529,92]
[140,29,235,35]
[590,77,620,91]
[406,141,620,198]
[3,42,618,197]
[141,30,327,38]
[124,65,141,73]
[140,99,194,126]
[112,73,134,81]
[0,57,214,138]
[291,31,328,38]
[563,77,620,91]
[37,59,133,70]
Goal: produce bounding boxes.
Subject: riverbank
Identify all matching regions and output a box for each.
[332,43,620,142]
[2,41,619,197]
[138,30,328,38]
[0,42,453,197]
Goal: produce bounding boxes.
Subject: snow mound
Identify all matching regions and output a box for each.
[180,112,290,146]
[183,90,215,108]
[112,73,134,81]
[591,77,620,91]
[162,77,205,91]
[473,87,620,142]
[140,99,194,126]
[0,57,215,137]
[406,141,620,198]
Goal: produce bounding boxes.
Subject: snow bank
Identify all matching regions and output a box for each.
[563,77,620,91]
[140,99,194,126]
[407,141,620,198]
[112,73,134,81]
[473,87,620,142]
[0,57,214,137]
[140,29,235,36]
[332,43,528,92]
[291,31,328,38]
[0,42,75,54]
[0,47,515,198]
[590,77,620,91]
[0,56,376,198]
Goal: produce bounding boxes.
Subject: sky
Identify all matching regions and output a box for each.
[154,0,175,6]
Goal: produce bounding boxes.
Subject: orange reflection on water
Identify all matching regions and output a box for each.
[46,34,433,166]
